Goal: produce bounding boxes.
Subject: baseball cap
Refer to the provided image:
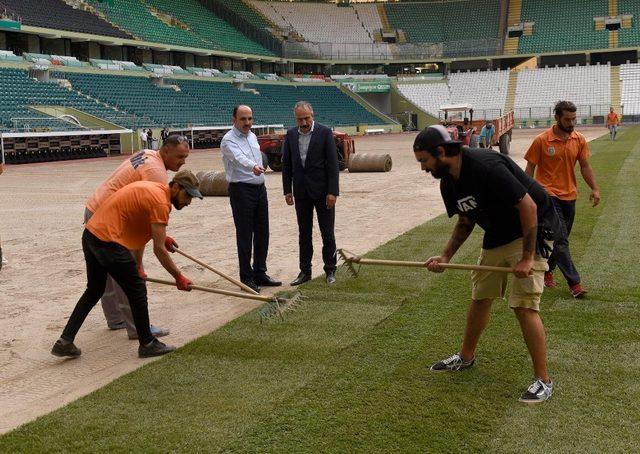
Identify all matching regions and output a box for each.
[413,124,461,153]
[172,169,203,199]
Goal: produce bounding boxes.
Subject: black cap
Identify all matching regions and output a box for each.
[413,124,461,152]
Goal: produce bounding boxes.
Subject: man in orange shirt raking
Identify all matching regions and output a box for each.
[52,170,202,358]
[524,101,601,298]
[85,135,189,339]
[606,107,620,141]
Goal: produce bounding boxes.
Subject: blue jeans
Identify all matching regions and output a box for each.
[548,197,581,286]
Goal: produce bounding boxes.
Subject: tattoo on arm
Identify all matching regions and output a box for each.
[522,226,537,258]
[443,216,475,259]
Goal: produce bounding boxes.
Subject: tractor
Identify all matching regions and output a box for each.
[257,130,355,171]
[439,104,514,155]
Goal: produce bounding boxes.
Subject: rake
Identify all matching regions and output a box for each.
[172,246,259,295]
[145,277,303,321]
[337,248,546,278]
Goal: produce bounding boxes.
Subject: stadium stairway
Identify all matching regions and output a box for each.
[504,71,519,113]
[611,65,621,112]
[504,0,522,55]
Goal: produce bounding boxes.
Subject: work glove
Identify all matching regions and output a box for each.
[176,273,192,291]
[164,235,178,253]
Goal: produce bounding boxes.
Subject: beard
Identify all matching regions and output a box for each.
[557,122,574,133]
[428,159,450,179]
[171,194,184,210]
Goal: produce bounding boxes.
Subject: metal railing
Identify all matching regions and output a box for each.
[514,104,612,121]
[282,38,501,61]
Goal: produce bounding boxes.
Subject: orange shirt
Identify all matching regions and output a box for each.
[86,150,167,213]
[524,127,590,201]
[606,112,619,126]
[87,181,171,250]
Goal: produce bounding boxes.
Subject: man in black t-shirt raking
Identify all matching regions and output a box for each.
[414,125,560,404]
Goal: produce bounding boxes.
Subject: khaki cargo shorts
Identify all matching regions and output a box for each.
[471,238,549,311]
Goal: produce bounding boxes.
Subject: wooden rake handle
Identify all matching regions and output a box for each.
[145,277,274,303]
[348,257,544,274]
[173,247,259,295]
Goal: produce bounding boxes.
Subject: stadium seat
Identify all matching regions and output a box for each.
[518,1,609,53]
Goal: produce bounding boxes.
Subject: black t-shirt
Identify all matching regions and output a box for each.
[441,148,560,249]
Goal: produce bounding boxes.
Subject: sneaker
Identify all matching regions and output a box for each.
[108,320,126,330]
[519,378,553,404]
[129,324,170,340]
[138,339,176,358]
[544,272,558,288]
[51,338,81,358]
[570,283,587,298]
[430,352,475,372]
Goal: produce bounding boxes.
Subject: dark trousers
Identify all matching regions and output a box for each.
[548,197,581,286]
[61,230,154,345]
[294,195,337,275]
[228,182,269,282]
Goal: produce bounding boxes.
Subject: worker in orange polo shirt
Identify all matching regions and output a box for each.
[52,170,202,358]
[606,107,620,141]
[524,101,601,298]
[85,135,190,338]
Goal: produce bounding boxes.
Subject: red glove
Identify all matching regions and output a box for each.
[137,265,147,279]
[164,235,178,253]
[176,273,192,291]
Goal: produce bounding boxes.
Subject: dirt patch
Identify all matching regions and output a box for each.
[0,127,607,433]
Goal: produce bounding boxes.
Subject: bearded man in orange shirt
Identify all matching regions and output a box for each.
[524,101,601,298]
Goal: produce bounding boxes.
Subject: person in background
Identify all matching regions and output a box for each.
[606,107,620,141]
[479,121,495,149]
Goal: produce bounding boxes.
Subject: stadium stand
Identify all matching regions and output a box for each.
[0,0,132,39]
[220,0,277,36]
[143,0,273,55]
[518,0,609,53]
[0,67,143,131]
[56,71,386,128]
[448,70,510,116]
[618,0,640,48]
[396,81,450,117]
[88,0,208,48]
[620,63,640,116]
[396,70,509,119]
[353,4,385,40]
[249,1,374,43]
[384,1,500,44]
[514,64,611,119]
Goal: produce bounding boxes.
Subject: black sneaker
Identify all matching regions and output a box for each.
[430,352,475,372]
[519,378,553,404]
[51,338,81,358]
[138,339,176,358]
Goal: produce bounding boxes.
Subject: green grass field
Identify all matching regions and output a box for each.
[2,127,639,453]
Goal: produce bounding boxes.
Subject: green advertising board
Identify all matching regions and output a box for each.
[342,81,391,93]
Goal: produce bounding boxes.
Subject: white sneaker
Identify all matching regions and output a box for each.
[519,378,553,404]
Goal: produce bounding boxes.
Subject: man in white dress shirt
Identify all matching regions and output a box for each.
[220,105,281,292]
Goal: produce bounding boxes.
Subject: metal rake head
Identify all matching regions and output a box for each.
[336,248,361,278]
[259,292,306,322]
